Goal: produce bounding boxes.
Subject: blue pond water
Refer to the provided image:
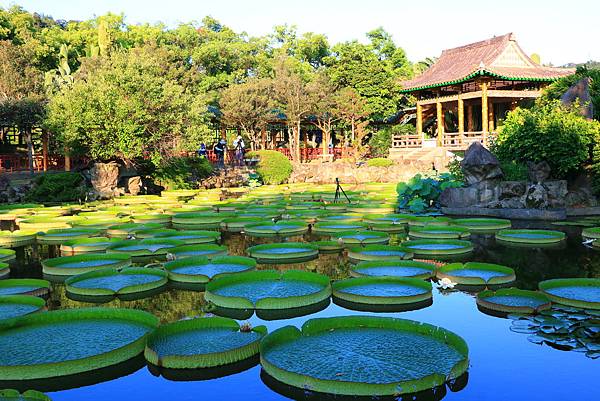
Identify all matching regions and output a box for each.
[71,274,163,291]
[0,303,39,320]
[504,233,557,239]
[172,263,250,277]
[545,286,600,303]
[175,250,220,257]
[449,269,507,281]
[354,266,432,277]
[151,328,261,357]
[0,319,151,365]
[484,295,547,308]
[212,280,324,305]
[60,260,122,268]
[339,283,428,297]
[360,250,406,256]
[341,234,381,241]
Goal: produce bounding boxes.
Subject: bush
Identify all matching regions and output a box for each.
[367,158,394,167]
[500,160,528,181]
[492,101,600,178]
[368,124,415,158]
[446,157,465,183]
[154,157,213,190]
[246,150,292,185]
[24,172,87,203]
[396,173,463,213]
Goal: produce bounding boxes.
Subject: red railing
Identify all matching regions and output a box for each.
[0,154,67,172]
[191,147,354,164]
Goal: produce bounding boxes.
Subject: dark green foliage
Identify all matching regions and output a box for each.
[492,101,600,178]
[366,158,394,167]
[154,157,212,190]
[369,124,414,158]
[246,150,293,185]
[446,158,464,183]
[396,173,463,213]
[542,66,600,120]
[500,160,528,181]
[24,172,87,203]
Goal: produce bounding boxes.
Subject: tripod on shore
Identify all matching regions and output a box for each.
[334,178,351,203]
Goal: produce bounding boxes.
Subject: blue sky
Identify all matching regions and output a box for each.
[1,0,596,65]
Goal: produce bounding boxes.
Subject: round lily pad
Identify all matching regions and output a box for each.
[0,307,158,380]
[243,221,308,237]
[496,229,565,244]
[437,262,516,286]
[105,223,163,239]
[317,214,363,223]
[409,225,470,239]
[0,263,8,280]
[401,239,473,257]
[336,231,389,246]
[0,295,45,322]
[131,214,171,225]
[107,239,185,257]
[246,243,319,264]
[363,214,411,226]
[144,317,267,370]
[168,244,228,260]
[260,316,469,396]
[452,218,511,232]
[0,389,50,401]
[312,222,368,236]
[164,256,256,290]
[59,237,123,255]
[406,216,453,227]
[36,228,102,245]
[0,249,16,263]
[350,260,436,279]
[0,230,37,248]
[154,230,220,244]
[477,288,551,314]
[582,227,600,240]
[42,253,131,278]
[205,270,331,311]
[347,245,413,264]
[172,212,234,230]
[332,277,433,310]
[539,278,600,310]
[65,267,168,302]
[0,279,50,297]
[312,241,344,254]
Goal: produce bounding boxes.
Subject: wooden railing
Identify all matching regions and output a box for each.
[392,132,495,150]
[392,133,423,148]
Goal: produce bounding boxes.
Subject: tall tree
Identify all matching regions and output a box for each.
[306,72,339,152]
[335,87,369,141]
[219,77,274,150]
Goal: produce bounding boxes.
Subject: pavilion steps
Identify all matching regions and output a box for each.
[388,147,457,172]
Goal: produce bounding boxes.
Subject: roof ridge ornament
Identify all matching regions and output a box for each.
[479,61,486,69]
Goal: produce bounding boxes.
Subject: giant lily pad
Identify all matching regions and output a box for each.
[164,256,256,290]
[312,222,368,236]
[0,279,50,297]
[0,231,37,248]
[42,253,131,278]
[168,244,228,260]
[246,243,319,264]
[154,230,220,244]
[312,241,344,254]
[0,389,50,401]
[260,316,468,396]
[336,231,389,246]
[65,267,168,302]
[0,295,45,322]
[350,260,436,279]
[205,270,331,311]
[172,212,234,230]
[243,221,308,237]
[0,250,16,263]
[401,239,473,257]
[495,229,565,244]
[437,262,516,286]
[317,214,363,223]
[107,239,185,257]
[144,317,267,370]
[477,288,551,314]
[409,225,470,239]
[36,228,103,245]
[59,237,123,255]
[539,278,600,310]
[0,263,8,280]
[105,223,163,239]
[452,218,511,232]
[347,245,413,264]
[332,277,432,311]
[407,216,453,227]
[582,227,600,240]
[0,307,158,380]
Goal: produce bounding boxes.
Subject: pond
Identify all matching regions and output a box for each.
[2,216,600,401]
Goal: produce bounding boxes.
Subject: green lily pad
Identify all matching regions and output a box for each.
[401,239,473,257]
[0,295,45,322]
[0,389,51,401]
[154,230,220,244]
[0,279,50,297]
[0,230,37,248]
[244,221,308,237]
[42,253,131,278]
[409,225,470,239]
[496,229,565,244]
[336,231,389,246]
[312,222,368,236]
[107,239,185,257]
[164,256,256,290]
[539,278,600,310]
[0,249,17,263]
[168,244,228,260]
[246,243,319,264]
[350,260,436,279]
[477,288,551,314]
[59,237,123,255]
[347,245,413,264]
[437,262,516,286]
[452,218,511,232]
[332,277,432,310]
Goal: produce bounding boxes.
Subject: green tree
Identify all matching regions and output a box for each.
[45,44,212,165]
[306,72,339,152]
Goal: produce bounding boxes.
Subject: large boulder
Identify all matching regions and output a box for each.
[461,142,503,185]
[90,162,119,199]
[527,161,551,183]
[561,77,594,120]
[524,183,549,209]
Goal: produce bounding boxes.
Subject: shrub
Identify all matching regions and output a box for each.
[396,173,463,213]
[368,124,415,158]
[492,101,600,178]
[246,150,292,185]
[24,172,87,203]
[367,158,394,167]
[446,157,465,183]
[500,160,528,181]
[154,157,213,190]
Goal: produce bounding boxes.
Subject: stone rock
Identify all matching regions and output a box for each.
[524,184,549,209]
[499,181,526,199]
[461,142,503,185]
[439,187,479,208]
[545,180,568,208]
[561,77,594,120]
[565,188,598,208]
[90,162,119,199]
[527,161,551,183]
[126,176,142,195]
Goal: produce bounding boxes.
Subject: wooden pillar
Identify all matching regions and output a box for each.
[436,100,443,147]
[42,131,48,172]
[466,104,473,131]
[488,100,494,132]
[457,95,464,134]
[481,82,488,133]
[416,103,423,135]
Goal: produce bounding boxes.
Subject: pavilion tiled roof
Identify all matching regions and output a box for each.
[401,33,574,92]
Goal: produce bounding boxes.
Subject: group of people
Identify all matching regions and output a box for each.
[197,135,245,168]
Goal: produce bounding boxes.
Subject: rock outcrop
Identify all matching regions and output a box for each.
[461,142,503,185]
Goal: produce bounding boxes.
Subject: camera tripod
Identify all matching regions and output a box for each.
[334,178,351,203]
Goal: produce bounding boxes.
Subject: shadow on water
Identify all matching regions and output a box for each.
[147,355,260,381]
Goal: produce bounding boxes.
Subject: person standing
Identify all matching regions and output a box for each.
[233,135,245,166]
[197,143,207,158]
[213,139,226,168]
